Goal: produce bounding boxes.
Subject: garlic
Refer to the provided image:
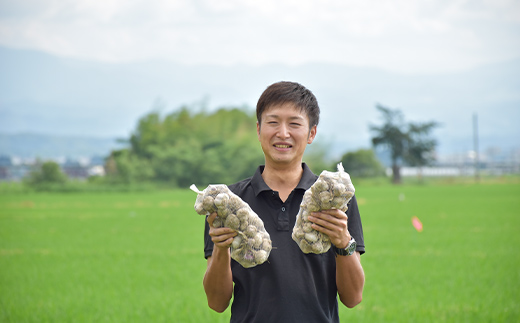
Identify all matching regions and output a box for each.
[292,163,356,254]
[214,193,230,210]
[213,217,223,228]
[191,184,272,268]
[304,232,318,243]
[225,214,240,231]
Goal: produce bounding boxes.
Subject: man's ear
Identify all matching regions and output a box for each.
[307,125,317,144]
[257,121,261,140]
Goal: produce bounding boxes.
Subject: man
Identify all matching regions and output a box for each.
[203,81,365,322]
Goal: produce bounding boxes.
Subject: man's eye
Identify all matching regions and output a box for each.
[291,123,301,126]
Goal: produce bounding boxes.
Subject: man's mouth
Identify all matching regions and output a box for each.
[274,144,292,148]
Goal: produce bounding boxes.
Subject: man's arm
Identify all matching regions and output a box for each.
[203,213,236,313]
[335,251,364,308]
[308,209,365,308]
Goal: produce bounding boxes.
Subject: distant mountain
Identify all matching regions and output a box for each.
[0,133,124,159]
[0,46,519,158]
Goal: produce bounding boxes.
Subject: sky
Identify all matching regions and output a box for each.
[1,0,519,74]
[0,0,519,161]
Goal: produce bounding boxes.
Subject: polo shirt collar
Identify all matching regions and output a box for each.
[251,163,317,196]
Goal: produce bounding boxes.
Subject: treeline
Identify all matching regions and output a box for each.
[102,106,387,187]
[105,107,266,187]
[20,105,393,191]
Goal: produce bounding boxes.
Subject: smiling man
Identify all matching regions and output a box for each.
[203,81,365,323]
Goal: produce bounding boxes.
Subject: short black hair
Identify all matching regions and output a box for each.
[256,81,320,129]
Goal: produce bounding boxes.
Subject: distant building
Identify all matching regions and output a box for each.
[0,155,106,181]
[0,155,31,181]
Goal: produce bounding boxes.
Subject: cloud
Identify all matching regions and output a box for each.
[0,0,519,73]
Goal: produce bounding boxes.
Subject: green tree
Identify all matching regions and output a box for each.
[404,123,438,181]
[24,161,68,189]
[370,104,438,184]
[109,106,264,187]
[105,149,155,184]
[301,138,333,174]
[340,149,385,178]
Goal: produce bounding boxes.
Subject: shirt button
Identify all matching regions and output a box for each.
[281,207,286,212]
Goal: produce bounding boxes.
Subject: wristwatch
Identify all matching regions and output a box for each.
[334,237,357,256]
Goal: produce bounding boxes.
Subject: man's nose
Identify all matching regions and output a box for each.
[277,124,290,138]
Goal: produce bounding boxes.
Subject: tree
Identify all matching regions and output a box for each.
[105,149,155,184]
[303,141,332,175]
[404,123,438,181]
[24,161,68,189]
[108,106,264,187]
[370,104,439,184]
[340,149,385,178]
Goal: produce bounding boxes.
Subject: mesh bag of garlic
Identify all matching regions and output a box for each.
[291,163,355,254]
[190,184,272,268]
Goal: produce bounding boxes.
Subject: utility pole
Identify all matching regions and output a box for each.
[473,113,480,182]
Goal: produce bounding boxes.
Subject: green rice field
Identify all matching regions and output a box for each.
[1,181,519,322]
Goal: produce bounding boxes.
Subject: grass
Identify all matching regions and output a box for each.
[0,180,519,322]
[348,181,520,322]
[0,190,225,322]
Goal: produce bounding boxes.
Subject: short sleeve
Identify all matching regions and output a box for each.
[204,216,214,259]
[346,195,365,255]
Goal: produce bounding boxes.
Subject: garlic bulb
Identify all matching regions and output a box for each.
[191,184,272,268]
[292,163,355,254]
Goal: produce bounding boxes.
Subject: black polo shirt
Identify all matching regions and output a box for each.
[204,163,365,323]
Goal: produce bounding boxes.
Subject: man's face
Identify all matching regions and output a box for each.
[257,103,317,167]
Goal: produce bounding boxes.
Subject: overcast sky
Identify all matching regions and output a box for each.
[1,0,519,74]
[0,0,519,160]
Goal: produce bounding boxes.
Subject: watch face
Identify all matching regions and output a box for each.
[335,238,357,256]
[347,240,357,255]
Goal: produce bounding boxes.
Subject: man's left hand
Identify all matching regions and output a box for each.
[308,209,351,249]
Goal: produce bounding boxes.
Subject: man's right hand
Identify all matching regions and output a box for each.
[207,212,237,249]
[205,212,235,312]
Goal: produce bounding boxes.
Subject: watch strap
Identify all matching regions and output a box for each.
[333,237,356,256]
